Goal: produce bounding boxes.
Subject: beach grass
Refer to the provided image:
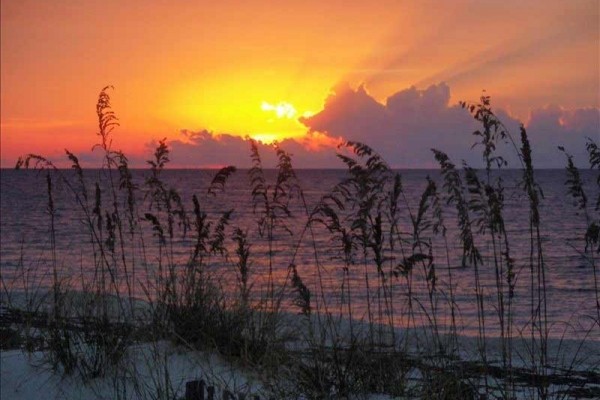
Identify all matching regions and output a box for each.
[3,87,599,400]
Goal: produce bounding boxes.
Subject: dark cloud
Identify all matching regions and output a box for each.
[300,83,598,168]
[525,106,599,165]
[301,82,499,167]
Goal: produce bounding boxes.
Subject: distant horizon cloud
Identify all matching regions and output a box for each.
[167,129,344,169]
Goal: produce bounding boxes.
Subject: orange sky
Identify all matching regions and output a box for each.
[1,0,598,167]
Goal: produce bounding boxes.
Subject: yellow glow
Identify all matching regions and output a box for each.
[163,71,328,144]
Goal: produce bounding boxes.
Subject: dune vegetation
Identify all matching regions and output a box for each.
[2,87,599,400]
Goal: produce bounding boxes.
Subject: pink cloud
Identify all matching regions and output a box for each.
[300,82,598,168]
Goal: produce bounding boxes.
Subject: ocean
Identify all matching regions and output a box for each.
[1,168,598,341]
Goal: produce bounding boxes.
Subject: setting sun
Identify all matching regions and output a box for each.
[261,101,297,119]
[159,71,325,146]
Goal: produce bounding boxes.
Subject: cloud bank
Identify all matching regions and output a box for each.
[299,82,482,167]
[298,82,597,168]
[161,82,599,169]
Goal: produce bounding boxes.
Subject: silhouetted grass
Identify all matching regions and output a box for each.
[5,87,599,399]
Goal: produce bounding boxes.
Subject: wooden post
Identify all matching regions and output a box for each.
[206,385,215,400]
[185,379,205,400]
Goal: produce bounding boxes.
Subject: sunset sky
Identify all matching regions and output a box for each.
[1,0,598,168]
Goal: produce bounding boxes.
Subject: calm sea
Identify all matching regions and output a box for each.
[1,168,598,341]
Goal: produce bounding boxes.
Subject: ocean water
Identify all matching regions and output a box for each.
[1,168,598,341]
